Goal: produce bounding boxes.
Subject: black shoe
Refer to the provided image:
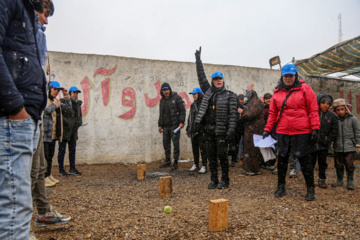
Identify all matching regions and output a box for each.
[230,161,236,167]
[274,184,286,198]
[208,181,218,189]
[318,179,327,188]
[69,168,82,176]
[59,170,69,177]
[305,187,315,201]
[159,162,171,168]
[346,170,355,190]
[332,168,344,187]
[217,181,229,189]
[171,163,178,170]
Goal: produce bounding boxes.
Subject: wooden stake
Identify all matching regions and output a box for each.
[209,199,228,232]
[160,176,173,198]
[137,164,147,180]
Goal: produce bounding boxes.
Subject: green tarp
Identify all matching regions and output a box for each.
[295,35,360,79]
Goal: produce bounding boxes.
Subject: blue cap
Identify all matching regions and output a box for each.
[69,86,82,93]
[211,72,223,79]
[189,87,203,95]
[161,86,169,90]
[281,64,298,76]
[49,81,64,90]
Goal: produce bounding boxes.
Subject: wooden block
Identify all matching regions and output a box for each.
[137,164,147,180]
[160,176,173,198]
[209,199,228,232]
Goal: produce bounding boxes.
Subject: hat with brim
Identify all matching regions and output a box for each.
[189,87,203,95]
[69,86,82,93]
[49,81,64,90]
[281,64,298,76]
[211,72,223,79]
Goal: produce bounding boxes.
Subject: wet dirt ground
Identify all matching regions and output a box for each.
[31,157,360,239]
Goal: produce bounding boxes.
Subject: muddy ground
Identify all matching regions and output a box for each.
[31,157,360,239]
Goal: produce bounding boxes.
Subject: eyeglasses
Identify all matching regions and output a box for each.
[213,77,223,81]
[283,74,294,78]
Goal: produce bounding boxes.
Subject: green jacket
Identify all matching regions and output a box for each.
[334,114,360,153]
[60,97,83,141]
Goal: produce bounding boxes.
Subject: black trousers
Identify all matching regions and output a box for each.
[312,149,328,179]
[191,132,207,167]
[163,126,180,162]
[44,140,56,177]
[207,133,229,184]
[278,153,314,188]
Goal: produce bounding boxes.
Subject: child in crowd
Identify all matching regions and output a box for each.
[313,92,338,188]
[263,93,276,171]
[332,98,360,190]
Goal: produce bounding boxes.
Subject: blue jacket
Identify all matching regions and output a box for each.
[0,0,47,120]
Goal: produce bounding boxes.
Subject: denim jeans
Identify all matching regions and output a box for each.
[58,139,77,171]
[0,116,39,240]
[237,135,244,157]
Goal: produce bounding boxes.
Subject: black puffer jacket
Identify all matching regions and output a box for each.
[194,60,237,137]
[186,94,204,135]
[317,92,338,150]
[158,83,186,128]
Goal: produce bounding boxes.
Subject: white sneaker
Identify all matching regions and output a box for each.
[45,177,56,187]
[199,166,206,174]
[49,175,60,183]
[289,169,297,178]
[189,164,197,171]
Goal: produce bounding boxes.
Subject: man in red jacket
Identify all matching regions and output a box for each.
[263,64,320,201]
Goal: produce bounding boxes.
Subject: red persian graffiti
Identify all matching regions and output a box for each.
[80,76,93,116]
[348,91,352,112]
[144,80,161,107]
[247,84,254,90]
[178,92,193,109]
[357,93,360,114]
[118,87,136,119]
[340,90,343,98]
[101,78,110,106]
[93,66,117,77]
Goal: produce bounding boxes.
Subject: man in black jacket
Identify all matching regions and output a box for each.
[158,83,186,170]
[194,47,237,189]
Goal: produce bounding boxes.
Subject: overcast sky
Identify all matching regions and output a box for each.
[46,0,360,69]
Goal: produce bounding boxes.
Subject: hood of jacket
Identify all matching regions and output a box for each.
[317,91,333,105]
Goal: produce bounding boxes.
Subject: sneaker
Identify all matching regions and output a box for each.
[198,166,207,174]
[305,187,315,201]
[208,181,218,189]
[272,168,278,174]
[189,164,198,171]
[69,168,82,176]
[48,175,60,183]
[45,177,56,187]
[36,209,71,226]
[289,169,297,178]
[59,170,69,177]
[318,179,327,188]
[217,181,229,189]
[230,161,236,167]
[159,161,171,168]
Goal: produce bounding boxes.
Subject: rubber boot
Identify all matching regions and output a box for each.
[332,168,344,187]
[305,187,315,201]
[274,184,286,198]
[171,160,178,170]
[346,170,355,190]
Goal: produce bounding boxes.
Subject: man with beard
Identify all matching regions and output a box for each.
[0,0,47,238]
[158,83,186,170]
[194,47,237,189]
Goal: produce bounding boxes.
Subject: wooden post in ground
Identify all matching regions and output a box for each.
[160,176,173,198]
[137,164,147,180]
[209,199,228,232]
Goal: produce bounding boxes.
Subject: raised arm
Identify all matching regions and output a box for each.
[195,47,210,93]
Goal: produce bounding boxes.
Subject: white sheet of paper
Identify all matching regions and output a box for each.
[253,134,277,149]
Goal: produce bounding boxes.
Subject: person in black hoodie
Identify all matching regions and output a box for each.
[194,47,237,189]
[186,87,208,173]
[313,92,338,188]
[158,83,186,170]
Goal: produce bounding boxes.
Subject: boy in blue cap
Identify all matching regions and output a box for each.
[58,86,83,176]
[186,87,208,173]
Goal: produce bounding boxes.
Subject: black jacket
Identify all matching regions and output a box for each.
[317,92,338,150]
[194,59,237,137]
[158,83,186,128]
[186,94,204,135]
[0,0,47,120]
[60,97,83,142]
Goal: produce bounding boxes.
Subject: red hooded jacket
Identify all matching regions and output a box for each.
[265,80,320,135]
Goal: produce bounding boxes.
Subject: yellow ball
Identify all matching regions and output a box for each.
[164,206,172,214]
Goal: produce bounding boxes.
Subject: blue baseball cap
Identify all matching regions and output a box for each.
[189,87,203,95]
[49,81,64,90]
[281,64,298,76]
[161,86,169,90]
[69,86,82,93]
[211,72,223,79]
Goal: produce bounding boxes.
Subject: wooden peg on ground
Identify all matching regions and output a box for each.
[160,176,173,198]
[209,199,228,232]
[137,164,147,180]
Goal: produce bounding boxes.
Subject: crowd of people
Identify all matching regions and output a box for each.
[157,47,360,202]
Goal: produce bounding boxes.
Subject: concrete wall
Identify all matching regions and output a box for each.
[48,52,360,164]
[48,51,279,165]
